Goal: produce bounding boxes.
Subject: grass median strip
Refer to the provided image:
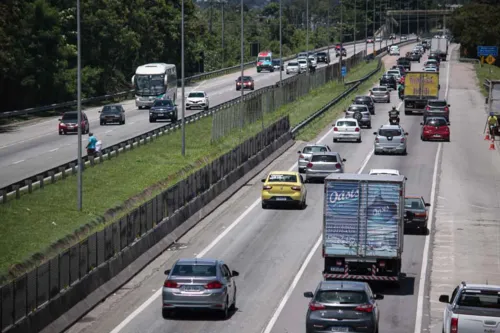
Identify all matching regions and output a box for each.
[475,64,500,96]
[0,59,378,281]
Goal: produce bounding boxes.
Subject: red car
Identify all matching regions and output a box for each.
[420,117,450,141]
[235,76,254,91]
[366,37,374,43]
[58,111,90,135]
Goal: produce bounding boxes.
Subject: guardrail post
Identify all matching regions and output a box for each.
[37,175,44,189]
[89,156,95,166]
[59,166,66,179]
[49,171,55,184]
[1,190,6,203]
[25,179,33,193]
[70,163,76,175]
[114,146,119,157]
[98,152,104,163]
[120,143,126,152]
[107,149,112,160]
[13,185,20,199]
[128,140,133,150]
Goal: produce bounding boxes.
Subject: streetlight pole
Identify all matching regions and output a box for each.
[306,0,309,75]
[407,0,409,36]
[339,0,343,80]
[279,0,282,86]
[76,0,82,211]
[181,0,186,156]
[353,0,357,56]
[416,0,419,37]
[378,0,382,50]
[327,3,330,60]
[372,0,375,53]
[399,0,401,37]
[240,0,244,130]
[221,0,225,67]
[365,0,368,55]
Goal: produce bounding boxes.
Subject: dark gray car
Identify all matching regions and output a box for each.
[424,99,450,122]
[404,196,430,234]
[99,104,125,125]
[353,95,375,114]
[304,281,383,333]
[149,99,178,123]
[162,258,239,319]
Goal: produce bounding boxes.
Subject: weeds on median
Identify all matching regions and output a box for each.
[475,64,500,96]
[0,60,378,282]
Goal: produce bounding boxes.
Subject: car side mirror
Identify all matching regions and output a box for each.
[231,270,239,277]
[373,132,377,135]
[297,150,301,154]
[420,122,424,125]
[261,179,266,183]
[374,294,384,300]
[447,104,450,107]
[303,291,314,298]
[164,269,171,275]
[425,203,431,207]
[342,158,346,162]
[447,122,451,126]
[58,118,62,121]
[405,132,409,136]
[439,295,450,303]
[98,111,101,113]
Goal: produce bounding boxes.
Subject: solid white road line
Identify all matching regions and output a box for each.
[413,45,453,333]
[12,160,25,165]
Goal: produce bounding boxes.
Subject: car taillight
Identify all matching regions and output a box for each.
[379,260,386,267]
[426,106,430,110]
[333,126,338,131]
[164,280,178,288]
[400,137,405,143]
[309,302,326,311]
[355,128,360,132]
[205,281,223,289]
[263,185,272,190]
[355,304,374,313]
[444,106,449,111]
[335,163,341,169]
[307,163,313,168]
[375,137,379,143]
[450,317,458,333]
[291,186,301,191]
[299,154,305,159]
[415,212,426,217]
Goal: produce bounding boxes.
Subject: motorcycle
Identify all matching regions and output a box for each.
[389,110,400,125]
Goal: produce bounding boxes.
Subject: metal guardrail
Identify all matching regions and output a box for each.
[0,39,370,119]
[459,57,480,64]
[0,39,415,204]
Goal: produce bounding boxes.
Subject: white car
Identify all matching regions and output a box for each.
[333,118,361,143]
[286,61,301,74]
[369,169,400,176]
[308,55,317,67]
[389,46,400,56]
[297,58,308,72]
[185,91,209,110]
[424,67,438,72]
[386,70,401,81]
[375,36,383,42]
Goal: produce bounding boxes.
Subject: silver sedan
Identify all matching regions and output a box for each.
[373,124,409,155]
[162,258,239,319]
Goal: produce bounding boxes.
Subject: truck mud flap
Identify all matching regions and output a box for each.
[323,273,402,281]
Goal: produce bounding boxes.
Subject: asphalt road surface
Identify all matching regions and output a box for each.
[60,42,443,333]
[0,39,403,189]
[427,50,500,332]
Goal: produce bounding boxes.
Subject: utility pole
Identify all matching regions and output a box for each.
[417,0,419,37]
[76,0,82,211]
[365,0,368,55]
[181,0,186,156]
[240,0,244,132]
[399,0,401,37]
[353,0,357,55]
[221,0,225,67]
[379,0,382,49]
[339,0,343,81]
[407,0,410,36]
[279,0,283,86]
[306,0,309,75]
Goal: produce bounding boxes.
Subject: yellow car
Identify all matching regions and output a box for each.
[261,171,307,209]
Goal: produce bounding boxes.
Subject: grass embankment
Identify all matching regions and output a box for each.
[475,64,500,96]
[0,59,379,282]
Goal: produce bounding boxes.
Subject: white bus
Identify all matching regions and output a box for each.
[131,63,177,109]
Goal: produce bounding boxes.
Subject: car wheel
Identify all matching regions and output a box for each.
[122,119,125,125]
[367,122,371,129]
[149,118,155,123]
[421,135,425,141]
[59,131,63,135]
[100,121,104,126]
[205,105,209,111]
[251,87,254,90]
[333,138,338,142]
[357,137,362,143]
[162,309,172,319]
[219,297,229,320]
[286,71,289,75]
[403,149,407,155]
[446,137,450,142]
[298,168,305,173]
[262,202,268,209]
[230,288,237,311]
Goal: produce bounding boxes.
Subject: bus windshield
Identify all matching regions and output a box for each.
[134,74,166,96]
[258,56,271,62]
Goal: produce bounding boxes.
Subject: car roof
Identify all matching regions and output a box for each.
[405,196,423,199]
[189,90,205,94]
[349,104,368,108]
[379,124,402,130]
[318,280,368,291]
[304,143,328,147]
[355,95,371,99]
[64,111,79,115]
[269,170,298,176]
[311,151,338,156]
[373,85,388,89]
[369,169,400,175]
[462,283,500,291]
[337,118,358,122]
[176,258,219,265]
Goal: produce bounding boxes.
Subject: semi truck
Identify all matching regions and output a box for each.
[404,71,440,115]
[322,174,406,285]
[430,37,448,61]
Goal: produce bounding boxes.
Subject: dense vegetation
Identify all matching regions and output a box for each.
[447,0,500,63]
[0,0,434,112]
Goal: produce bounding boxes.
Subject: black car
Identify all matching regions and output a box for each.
[315,51,330,64]
[336,48,347,57]
[408,52,421,62]
[397,57,411,71]
[379,74,397,90]
[99,104,125,125]
[422,40,431,49]
[353,95,375,114]
[149,99,178,123]
[428,53,440,62]
[272,59,284,71]
[404,196,430,234]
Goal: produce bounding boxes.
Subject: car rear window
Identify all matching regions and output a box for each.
[379,129,402,137]
[428,101,447,107]
[405,198,424,209]
[288,62,298,66]
[311,155,338,162]
[373,87,387,92]
[426,118,447,126]
[457,290,500,309]
[303,146,328,154]
[268,174,297,183]
[188,92,204,98]
[388,71,399,75]
[348,106,367,111]
[315,290,368,304]
[171,264,216,277]
[317,52,327,56]
[355,97,370,102]
[337,120,357,127]
[62,113,78,120]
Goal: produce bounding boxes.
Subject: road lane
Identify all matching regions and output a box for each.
[63,42,418,333]
[0,40,405,188]
[427,50,500,333]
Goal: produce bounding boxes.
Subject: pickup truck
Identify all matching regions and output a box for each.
[439,281,500,333]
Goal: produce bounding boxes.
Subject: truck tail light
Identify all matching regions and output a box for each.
[426,106,430,111]
[444,106,449,112]
[375,137,379,143]
[400,138,405,143]
[378,260,386,267]
[450,318,458,333]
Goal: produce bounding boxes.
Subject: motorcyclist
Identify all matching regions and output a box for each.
[488,112,498,138]
[86,132,98,156]
[389,106,400,124]
[398,82,405,100]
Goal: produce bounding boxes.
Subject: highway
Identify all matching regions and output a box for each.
[0,39,401,189]
[62,41,446,333]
